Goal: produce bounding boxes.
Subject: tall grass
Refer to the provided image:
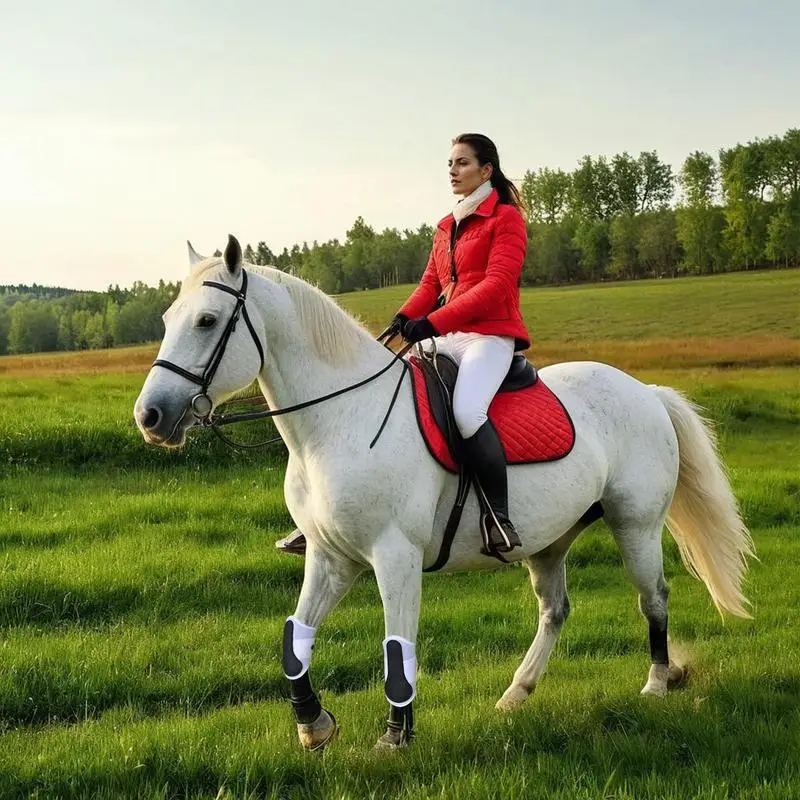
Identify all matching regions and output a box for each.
[0,271,797,797]
[0,365,797,797]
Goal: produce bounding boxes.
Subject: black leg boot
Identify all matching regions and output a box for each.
[460,421,522,554]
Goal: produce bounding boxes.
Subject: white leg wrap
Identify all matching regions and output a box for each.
[383,636,417,707]
[283,616,317,680]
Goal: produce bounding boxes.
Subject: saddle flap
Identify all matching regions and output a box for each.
[409,355,575,474]
[416,353,459,450]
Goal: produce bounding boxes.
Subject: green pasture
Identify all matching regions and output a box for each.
[338,268,800,341]
[0,270,798,798]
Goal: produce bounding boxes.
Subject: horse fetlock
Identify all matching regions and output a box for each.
[495,683,531,711]
[375,703,414,750]
[297,709,337,751]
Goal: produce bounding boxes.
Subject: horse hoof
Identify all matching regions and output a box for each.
[374,726,413,751]
[640,663,669,698]
[298,709,338,751]
[373,733,408,751]
[495,684,530,711]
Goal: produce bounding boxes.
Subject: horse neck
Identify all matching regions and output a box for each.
[249,273,400,455]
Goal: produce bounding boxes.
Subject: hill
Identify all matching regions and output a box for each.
[1,269,798,377]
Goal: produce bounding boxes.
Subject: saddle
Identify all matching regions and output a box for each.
[409,346,575,570]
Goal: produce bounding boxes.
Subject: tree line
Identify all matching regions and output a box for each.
[1,127,797,355]
[0,281,180,356]
[519,128,799,283]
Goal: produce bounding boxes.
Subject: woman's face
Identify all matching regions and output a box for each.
[448,143,492,196]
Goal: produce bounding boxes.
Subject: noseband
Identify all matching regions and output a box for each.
[152,270,265,421]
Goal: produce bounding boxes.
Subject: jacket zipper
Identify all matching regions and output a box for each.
[448,222,459,286]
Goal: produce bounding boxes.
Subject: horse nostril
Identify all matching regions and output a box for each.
[142,406,162,430]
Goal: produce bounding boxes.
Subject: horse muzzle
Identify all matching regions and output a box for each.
[134,394,195,448]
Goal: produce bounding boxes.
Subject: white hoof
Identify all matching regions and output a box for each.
[495,683,530,711]
[640,663,669,698]
[298,709,337,751]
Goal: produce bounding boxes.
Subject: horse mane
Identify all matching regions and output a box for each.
[181,259,371,366]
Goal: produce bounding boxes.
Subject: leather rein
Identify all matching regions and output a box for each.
[151,269,412,450]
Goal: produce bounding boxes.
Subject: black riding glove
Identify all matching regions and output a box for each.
[389,313,409,336]
[403,317,437,343]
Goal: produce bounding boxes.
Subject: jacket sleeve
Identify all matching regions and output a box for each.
[398,244,442,320]
[428,208,526,335]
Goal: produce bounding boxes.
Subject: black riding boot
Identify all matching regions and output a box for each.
[461,420,522,554]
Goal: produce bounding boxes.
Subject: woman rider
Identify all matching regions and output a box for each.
[277,133,530,556]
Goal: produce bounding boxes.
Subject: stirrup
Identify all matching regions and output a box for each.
[480,510,522,555]
[275,529,307,556]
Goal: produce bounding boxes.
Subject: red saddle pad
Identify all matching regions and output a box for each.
[408,358,575,473]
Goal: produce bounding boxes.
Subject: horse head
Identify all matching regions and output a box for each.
[134,234,265,447]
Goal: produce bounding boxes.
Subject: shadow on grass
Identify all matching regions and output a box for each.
[4,671,798,799]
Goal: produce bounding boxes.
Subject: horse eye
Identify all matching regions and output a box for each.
[197,314,217,328]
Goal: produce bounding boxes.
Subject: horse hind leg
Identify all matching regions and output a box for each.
[496,517,589,711]
[608,514,687,698]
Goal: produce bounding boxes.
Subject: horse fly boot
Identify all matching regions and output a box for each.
[375,637,416,749]
[283,617,338,751]
[461,421,522,554]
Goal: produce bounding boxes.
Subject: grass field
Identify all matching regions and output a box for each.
[0,270,798,798]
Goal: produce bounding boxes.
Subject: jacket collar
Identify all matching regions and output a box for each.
[438,188,500,230]
[473,188,499,218]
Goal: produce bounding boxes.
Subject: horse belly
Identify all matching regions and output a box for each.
[429,432,606,573]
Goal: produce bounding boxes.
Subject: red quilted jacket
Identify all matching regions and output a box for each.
[398,189,531,350]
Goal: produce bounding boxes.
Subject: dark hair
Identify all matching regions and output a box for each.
[452,133,524,212]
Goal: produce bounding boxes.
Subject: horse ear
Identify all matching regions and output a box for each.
[224,234,242,275]
[187,240,205,267]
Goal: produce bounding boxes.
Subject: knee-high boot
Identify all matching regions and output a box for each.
[460,420,522,553]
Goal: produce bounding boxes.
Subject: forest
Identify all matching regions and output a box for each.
[1,128,797,355]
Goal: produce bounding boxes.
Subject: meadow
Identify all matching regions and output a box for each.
[0,269,798,798]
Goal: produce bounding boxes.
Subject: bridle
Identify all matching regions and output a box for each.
[150,268,411,449]
[152,270,265,423]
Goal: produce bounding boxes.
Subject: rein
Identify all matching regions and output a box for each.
[151,269,412,450]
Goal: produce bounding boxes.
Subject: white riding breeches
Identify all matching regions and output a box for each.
[423,332,515,439]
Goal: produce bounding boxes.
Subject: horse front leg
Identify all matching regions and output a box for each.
[371,532,423,749]
[283,541,363,751]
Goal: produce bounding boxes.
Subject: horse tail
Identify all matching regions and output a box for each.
[652,385,756,618]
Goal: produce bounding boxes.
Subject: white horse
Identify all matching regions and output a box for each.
[134,236,755,750]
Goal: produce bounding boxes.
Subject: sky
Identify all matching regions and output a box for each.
[1,0,798,291]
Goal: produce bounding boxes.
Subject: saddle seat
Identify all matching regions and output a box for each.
[408,351,575,474]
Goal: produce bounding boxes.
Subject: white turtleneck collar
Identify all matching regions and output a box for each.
[452,180,493,224]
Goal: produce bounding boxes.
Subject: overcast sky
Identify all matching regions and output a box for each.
[1,0,797,290]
